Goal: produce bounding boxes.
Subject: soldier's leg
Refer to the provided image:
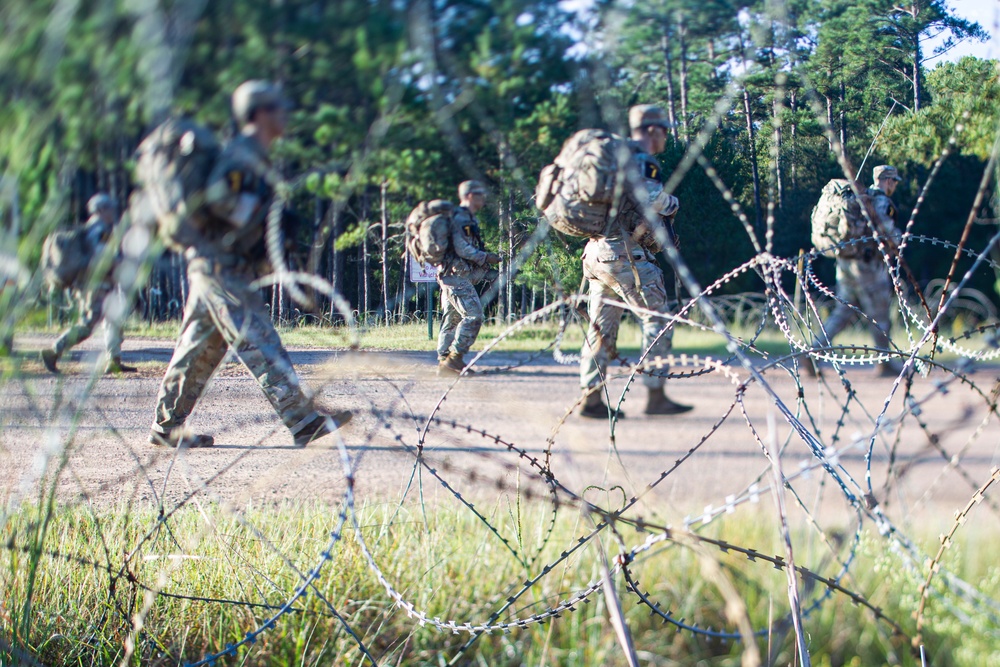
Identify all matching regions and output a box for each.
[436,283,461,360]
[152,285,227,436]
[600,258,690,414]
[443,278,484,356]
[818,261,862,344]
[579,270,623,391]
[628,261,672,390]
[52,288,104,357]
[202,268,322,435]
[856,261,893,350]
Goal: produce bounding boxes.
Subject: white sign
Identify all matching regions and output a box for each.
[408,254,438,283]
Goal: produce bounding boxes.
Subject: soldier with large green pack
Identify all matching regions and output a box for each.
[429,180,500,375]
[147,80,351,449]
[809,165,903,377]
[40,193,136,374]
[540,104,692,419]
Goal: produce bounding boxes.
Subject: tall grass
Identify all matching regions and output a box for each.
[2,501,997,666]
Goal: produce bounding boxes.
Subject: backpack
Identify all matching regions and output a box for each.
[536,129,631,237]
[40,227,90,289]
[133,117,221,251]
[406,200,454,265]
[810,179,877,258]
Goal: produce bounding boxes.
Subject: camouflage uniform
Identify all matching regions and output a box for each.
[151,132,320,441]
[49,214,123,361]
[580,143,676,391]
[435,206,491,359]
[820,185,901,348]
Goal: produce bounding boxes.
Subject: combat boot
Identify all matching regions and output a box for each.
[149,430,215,448]
[293,409,353,447]
[579,391,625,420]
[644,387,693,415]
[41,349,59,374]
[106,357,138,374]
[439,352,474,376]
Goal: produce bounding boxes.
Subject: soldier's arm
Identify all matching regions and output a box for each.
[873,195,902,242]
[204,160,261,229]
[450,211,489,265]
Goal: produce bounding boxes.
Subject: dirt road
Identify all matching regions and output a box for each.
[2,334,999,532]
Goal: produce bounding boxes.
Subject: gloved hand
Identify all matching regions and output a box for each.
[486,252,502,266]
[651,190,680,218]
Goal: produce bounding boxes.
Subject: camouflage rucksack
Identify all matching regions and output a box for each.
[406,200,454,265]
[810,179,877,258]
[40,227,90,289]
[133,117,221,252]
[536,129,631,237]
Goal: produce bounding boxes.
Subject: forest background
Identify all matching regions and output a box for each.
[0,0,998,329]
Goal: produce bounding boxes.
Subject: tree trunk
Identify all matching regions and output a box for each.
[839,80,848,153]
[360,192,370,322]
[912,38,921,111]
[825,92,835,151]
[743,85,763,233]
[380,181,389,325]
[790,89,798,190]
[506,189,515,321]
[661,30,679,142]
[677,14,690,142]
[773,95,783,210]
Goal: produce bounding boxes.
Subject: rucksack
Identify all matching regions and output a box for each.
[406,200,454,265]
[535,129,632,237]
[810,179,877,258]
[133,117,221,251]
[40,227,90,289]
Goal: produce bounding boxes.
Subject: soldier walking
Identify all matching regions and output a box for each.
[41,193,136,374]
[435,180,500,375]
[578,105,693,418]
[149,80,351,448]
[813,165,903,377]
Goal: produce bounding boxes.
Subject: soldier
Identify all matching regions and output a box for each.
[41,193,136,375]
[579,105,693,418]
[435,180,501,375]
[813,164,903,377]
[148,80,351,448]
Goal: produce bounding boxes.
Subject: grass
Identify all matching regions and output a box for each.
[108,317,798,359]
[1,500,998,666]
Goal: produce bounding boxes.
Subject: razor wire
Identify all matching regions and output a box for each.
[3,3,1000,667]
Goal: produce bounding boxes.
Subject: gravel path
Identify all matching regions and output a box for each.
[3,333,998,531]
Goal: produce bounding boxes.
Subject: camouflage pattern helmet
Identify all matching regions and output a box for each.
[873,164,902,184]
[458,180,487,199]
[232,80,290,125]
[629,104,674,131]
[87,193,116,215]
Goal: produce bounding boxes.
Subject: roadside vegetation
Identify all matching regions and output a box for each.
[2,501,998,666]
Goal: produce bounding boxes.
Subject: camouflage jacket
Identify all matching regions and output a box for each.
[867,186,902,243]
[81,213,120,287]
[82,214,114,258]
[586,142,673,263]
[198,132,274,262]
[439,206,490,282]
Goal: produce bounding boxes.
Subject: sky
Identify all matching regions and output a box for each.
[923,0,998,63]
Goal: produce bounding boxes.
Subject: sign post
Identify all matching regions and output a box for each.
[408,253,438,341]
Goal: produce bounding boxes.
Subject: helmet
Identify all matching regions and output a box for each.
[232,80,290,125]
[87,193,116,215]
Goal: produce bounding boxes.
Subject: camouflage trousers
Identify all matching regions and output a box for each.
[52,282,122,359]
[580,254,673,390]
[436,275,484,358]
[819,257,893,348]
[152,257,317,438]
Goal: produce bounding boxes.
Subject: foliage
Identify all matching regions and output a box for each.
[0,0,995,322]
